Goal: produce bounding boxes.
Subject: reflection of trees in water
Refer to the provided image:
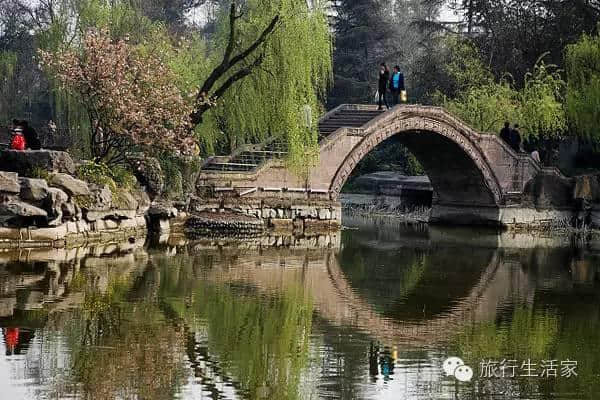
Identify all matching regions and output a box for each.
[339,229,494,320]
[155,254,315,400]
[62,258,187,400]
[455,306,560,361]
[452,282,600,399]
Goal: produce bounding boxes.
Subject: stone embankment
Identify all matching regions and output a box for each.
[187,196,342,237]
[0,150,147,248]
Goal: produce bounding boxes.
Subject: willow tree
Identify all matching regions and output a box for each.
[440,39,565,139]
[566,32,600,142]
[193,0,333,167]
[0,51,18,122]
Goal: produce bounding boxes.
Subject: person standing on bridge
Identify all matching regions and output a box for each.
[377,63,390,110]
[500,121,512,146]
[389,66,405,105]
[510,124,522,152]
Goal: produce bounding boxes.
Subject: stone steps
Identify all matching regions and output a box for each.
[317,108,385,139]
[201,140,288,172]
[200,108,384,173]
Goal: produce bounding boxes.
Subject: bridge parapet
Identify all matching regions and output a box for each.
[195,104,575,227]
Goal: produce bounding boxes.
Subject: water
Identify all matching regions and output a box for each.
[0,216,599,400]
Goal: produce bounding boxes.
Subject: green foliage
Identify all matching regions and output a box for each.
[344,137,425,186]
[76,161,137,199]
[439,40,566,139]
[519,59,567,139]
[199,0,333,167]
[30,167,50,181]
[566,31,600,142]
[0,50,20,123]
[77,0,157,42]
[158,153,202,200]
[444,38,494,93]
[0,51,17,77]
[454,306,560,360]
[442,81,520,133]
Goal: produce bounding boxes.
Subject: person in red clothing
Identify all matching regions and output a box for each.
[4,327,19,355]
[10,126,26,150]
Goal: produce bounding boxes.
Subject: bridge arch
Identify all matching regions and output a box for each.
[327,109,504,207]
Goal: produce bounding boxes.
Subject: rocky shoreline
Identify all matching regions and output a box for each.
[2,149,599,249]
[0,150,154,248]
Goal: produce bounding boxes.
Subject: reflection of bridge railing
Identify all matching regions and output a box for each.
[197,244,509,348]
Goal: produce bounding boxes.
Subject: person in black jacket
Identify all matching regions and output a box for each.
[510,124,522,152]
[499,121,511,146]
[378,63,390,110]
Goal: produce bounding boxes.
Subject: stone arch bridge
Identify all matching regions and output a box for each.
[196,105,574,226]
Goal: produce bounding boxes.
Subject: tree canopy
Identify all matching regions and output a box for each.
[566,30,600,142]
[2,0,332,163]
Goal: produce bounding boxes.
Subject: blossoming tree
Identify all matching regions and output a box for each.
[40,28,197,164]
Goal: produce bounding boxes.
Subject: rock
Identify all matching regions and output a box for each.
[157,219,171,235]
[19,178,49,201]
[0,150,75,175]
[270,218,293,231]
[318,208,332,220]
[148,202,178,218]
[28,225,68,241]
[574,174,600,202]
[522,172,575,209]
[133,189,151,214]
[0,201,47,225]
[44,188,69,225]
[0,172,20,194]
[88,184,112,211]
[49,173,90,197]
[85,210,136,222]
[353,171,433,196]
[113,190,138,210]
[126,155,164,199]
[61,201,77,220]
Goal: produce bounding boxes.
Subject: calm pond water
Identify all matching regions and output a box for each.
[1,215,599,400]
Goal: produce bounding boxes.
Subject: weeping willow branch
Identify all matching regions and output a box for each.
[190,1,280,127]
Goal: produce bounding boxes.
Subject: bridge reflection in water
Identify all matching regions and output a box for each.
[0,220,598,400]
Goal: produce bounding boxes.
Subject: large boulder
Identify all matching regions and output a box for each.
[0,150,75,175]
[19,177,49,202]
[49,173,90,197]
[0,200,47,226]
[148,202,178,219]
[132,189,151,214]
[522,172,575,209]
[61,201,78,220]
[573,174,600,202]
[113,189,138,210]
[0,172,20,194]
[87,184,113,211]
[43,188,69,226]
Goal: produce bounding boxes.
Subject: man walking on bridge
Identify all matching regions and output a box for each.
[378,63,390,110]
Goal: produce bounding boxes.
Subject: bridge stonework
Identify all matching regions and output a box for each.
[196,104,575,227]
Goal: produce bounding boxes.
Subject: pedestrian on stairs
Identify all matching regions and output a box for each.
[389,66,405,105]
[510,124,522,152]
[377,63,390,110]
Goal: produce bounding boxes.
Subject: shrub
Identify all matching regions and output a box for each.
[76,161,137,196]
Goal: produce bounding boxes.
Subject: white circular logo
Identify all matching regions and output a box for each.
[443,357,465,376]
[454,365,474,382]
